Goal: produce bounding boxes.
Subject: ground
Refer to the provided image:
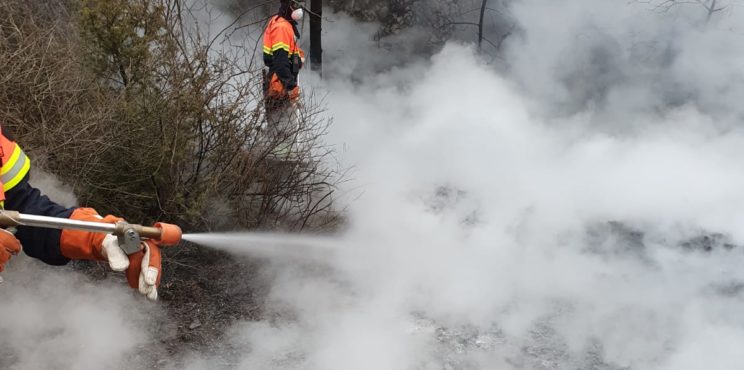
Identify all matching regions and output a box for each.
[74,242,271,366]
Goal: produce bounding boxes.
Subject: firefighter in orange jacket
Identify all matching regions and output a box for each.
[262,0,306,158]
[263,0,305,107]
[0,126,161,300]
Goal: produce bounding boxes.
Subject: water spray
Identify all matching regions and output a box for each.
[0,210,182,254]
[0,208,332,260]
[182,232,341,262]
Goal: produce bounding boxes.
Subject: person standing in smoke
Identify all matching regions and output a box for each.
[262,0,306,159]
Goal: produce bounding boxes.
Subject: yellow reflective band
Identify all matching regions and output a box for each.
[1,145,21,176]
[263,46,271,54]
[271,42,290,52]
[1,147,30,192]
[3,157,30,191]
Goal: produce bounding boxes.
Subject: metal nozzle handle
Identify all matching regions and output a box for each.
[0,210,163,239]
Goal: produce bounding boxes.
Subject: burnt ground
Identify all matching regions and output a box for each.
[64,223,744,369]
[161,243,269,352]
[73,242,273,367]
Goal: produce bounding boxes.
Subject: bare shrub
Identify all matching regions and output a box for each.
[0,0,114,173]
[0,0,344,232]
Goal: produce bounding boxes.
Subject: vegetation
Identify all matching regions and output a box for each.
[0,0,343,232]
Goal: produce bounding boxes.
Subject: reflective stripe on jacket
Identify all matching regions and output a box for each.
[262,16,304,99]
[0,127,30,201]
[0,125,74,266]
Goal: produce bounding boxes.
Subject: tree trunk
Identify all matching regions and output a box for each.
[309,0,322,75]
[478,0,487,51]
[706,0,716,23]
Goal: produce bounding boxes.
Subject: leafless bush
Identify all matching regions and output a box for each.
[637,0,732,22]
[325,0,513,55]
[0,0,345,232]
[0,1,114,171]
[236,92,349,231]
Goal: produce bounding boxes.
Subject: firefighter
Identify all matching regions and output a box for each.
[262,0,306,158]
[0,126,161,300]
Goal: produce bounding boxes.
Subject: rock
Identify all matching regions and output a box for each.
[189,319,202,330]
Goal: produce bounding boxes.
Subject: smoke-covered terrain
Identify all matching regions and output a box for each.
[5,0,744,369]
[218,1,744,369]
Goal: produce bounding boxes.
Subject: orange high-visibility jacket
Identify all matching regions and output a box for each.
[0,127,30,203]
[0,124,80,267]
[262,15,304,99]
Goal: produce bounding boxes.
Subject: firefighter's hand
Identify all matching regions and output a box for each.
[101,234,130,271]
[127,240,161,301]
[284,86,295,100]
[287,86,300,100]
[0,229,20,272]
[101,235,161,301]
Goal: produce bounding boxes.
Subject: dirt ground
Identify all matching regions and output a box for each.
[74,242,272,367]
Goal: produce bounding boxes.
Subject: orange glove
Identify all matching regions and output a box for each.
[288,86,300,101]
[61,208,162,300]
[126,240,161,300]
[0,228,21,272]
[60,208,123,262]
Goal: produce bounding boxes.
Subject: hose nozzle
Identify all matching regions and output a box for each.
[115,222,182,254]
[152,222,182,246]
[0,210,183,254]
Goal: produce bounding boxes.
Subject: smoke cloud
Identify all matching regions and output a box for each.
[0,171,164,369]
[29,169,79,208]
[201,1,744,369]
[5,1,744,369]
[0,256,159,370]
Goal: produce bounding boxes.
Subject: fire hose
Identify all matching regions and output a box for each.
[0,210,182,255]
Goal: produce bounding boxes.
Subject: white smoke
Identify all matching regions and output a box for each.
[0,171,161,370]
[6,1,744,369]
[505,0,744,128]
[200,2,744,369]
[0,256,158,370]
[29,168,78,208]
